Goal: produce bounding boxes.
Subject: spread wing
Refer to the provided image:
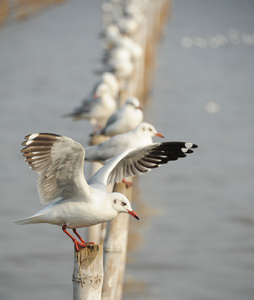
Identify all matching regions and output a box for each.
[21,133,90,204]
[88,142,198,188]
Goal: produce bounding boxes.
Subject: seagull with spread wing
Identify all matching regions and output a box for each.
[15,133,197,250]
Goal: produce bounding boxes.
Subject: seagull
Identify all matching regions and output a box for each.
[111,36,143,61]
[87,122,164,188]
[100,97,143,136]
[100,23,120,49]
[85,122,164,165]
[92,72,119,99]
[15,133,197,250]
[104,46,132,66]
[98,54,134,81]
[64,83,117,133]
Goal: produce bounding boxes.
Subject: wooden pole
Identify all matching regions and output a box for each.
[73,244,104,300]
[87,162,103,245]
[112,182,134,300]
[87,135,109,245]
[101,181,133,300]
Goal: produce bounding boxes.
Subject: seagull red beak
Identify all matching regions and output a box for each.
[93,93,98,99]
[127,209,139,220]
[138,106,143,111]
[155,132,164,138]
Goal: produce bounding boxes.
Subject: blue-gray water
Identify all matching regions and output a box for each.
[1,1,254,299]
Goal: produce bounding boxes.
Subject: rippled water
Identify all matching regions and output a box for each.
[1,0,254,299]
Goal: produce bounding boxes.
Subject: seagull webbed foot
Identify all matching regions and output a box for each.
[74,240,87,251]
[62,226,95,251]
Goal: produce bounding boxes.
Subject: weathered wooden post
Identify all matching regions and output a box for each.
[101,181,133,300]
[87,134,110,245]
[73,244,104,300]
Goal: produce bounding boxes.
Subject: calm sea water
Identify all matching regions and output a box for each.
[1,0,254,299]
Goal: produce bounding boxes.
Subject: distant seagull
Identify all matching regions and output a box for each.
[91,72,119,99]
[85,122,164,165]
[86,122,164,188]
[15,133,197,250]
[100,23,120,48]
[104,46,132,66]
[100,97,143,136]
[111,36,143,61]
[64,83,117,133]
[98,51,134,81]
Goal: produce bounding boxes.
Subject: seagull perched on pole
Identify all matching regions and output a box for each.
[64,83,117,133]
[15,133,198,251]
[86,122,164,187]
[100,97,143,136]
[85,122,164,164]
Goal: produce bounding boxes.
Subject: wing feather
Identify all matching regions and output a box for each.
[88,142,198,188]
[21,133,90,204]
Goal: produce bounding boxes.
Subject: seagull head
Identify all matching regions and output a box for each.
[135,122,164,138]
[102,72,119,97]
[125,97,143,111]
[93,83,111,98]
[111,192,139,220]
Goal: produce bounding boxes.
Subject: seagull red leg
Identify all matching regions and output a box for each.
[73,229,95,245]
[62,225,87,251]
[72,229,85,243]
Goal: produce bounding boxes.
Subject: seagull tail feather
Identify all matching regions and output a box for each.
[15,215,43,225]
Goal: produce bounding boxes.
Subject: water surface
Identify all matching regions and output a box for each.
[0,1,254,299]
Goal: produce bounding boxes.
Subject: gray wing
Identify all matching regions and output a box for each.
[75,95,97,114]
[21,133,91,204]
[100,111,120,134]
[64,95,95,118]
[88,142,198,188]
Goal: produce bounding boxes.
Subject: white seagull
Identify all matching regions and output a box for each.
[85,122,164,165]
[64,83,116,133]
[87,122,164,188]
[15,133,197,250]
[100,97,143,136]
[92,72,119,99]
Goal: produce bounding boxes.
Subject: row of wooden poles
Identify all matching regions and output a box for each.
[73,1,172,299]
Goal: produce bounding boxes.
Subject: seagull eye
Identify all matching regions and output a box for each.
[114,199,117,204]
[121,202,126,206]
[149,128,152,131]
